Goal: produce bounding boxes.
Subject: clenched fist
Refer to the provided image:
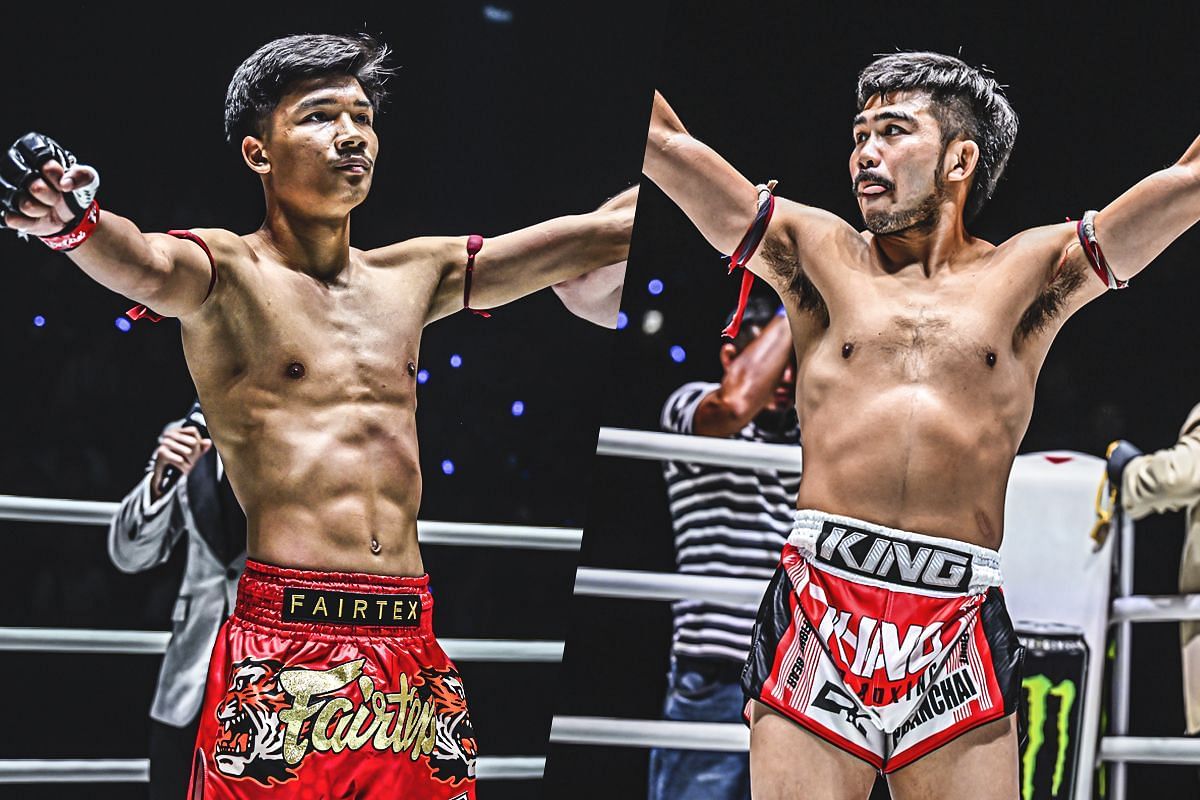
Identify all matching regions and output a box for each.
[0,132,99,237]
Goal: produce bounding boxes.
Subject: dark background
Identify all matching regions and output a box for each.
[0,2,662,798]
[546,1,1200,798]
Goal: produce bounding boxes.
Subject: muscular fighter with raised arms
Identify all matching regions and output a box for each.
[1,34,633,799]
[643,52,1200,799]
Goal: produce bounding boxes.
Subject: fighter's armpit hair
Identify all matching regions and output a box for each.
[760,237,829,328]
[1015,250,1086,342]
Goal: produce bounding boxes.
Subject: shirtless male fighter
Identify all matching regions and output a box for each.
[1,34,634,799]
[643,51,1200,799]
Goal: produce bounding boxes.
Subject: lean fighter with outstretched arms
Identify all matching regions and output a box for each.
[2,33,634,799]
[643,52,1200,799]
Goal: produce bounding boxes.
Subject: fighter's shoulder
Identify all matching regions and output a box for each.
[772,197,862,245]
[363,236,463,271]
[993,222,1077,267]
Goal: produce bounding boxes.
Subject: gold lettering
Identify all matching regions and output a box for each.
[376,599,388,621]
[353,599,367,619]
[337,597,344,618]
[313,698,354,752]
[393,600,404,621]
[409,601,418,620]
[278,659,365,763]
[343,676,384,751]
[313,596,327,616]
[412,699,438,760]
[289,592,305,615]
[375,675,415,752]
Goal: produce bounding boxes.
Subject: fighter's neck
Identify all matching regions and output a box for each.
[258,201,353,281]
[871,206,975,277]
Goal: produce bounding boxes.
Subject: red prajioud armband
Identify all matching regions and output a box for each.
[1077,209,1127,290]
[463,233,491,317]
[38,200,100,252]
[722,181,777,339]
[126,230,218,324]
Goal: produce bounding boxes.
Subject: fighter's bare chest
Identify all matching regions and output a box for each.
[193,266,430,387]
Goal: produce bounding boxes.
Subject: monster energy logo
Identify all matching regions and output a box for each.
[1021,675,1077,800]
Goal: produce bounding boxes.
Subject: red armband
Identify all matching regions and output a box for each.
[126,230,218,324]
[39,200,100,252]
[722,183,776,339]
[463,234,491,318]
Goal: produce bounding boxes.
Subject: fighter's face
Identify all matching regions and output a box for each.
[849,91,946,234]
[250,75,379,214]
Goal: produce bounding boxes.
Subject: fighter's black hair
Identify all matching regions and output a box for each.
[224,33,392,145]
[856,51,1018,222]
[724,295,780,351]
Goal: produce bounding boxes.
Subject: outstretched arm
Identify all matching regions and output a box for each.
[643,92,857,294]
[424,186,637,323]
[1096,132,1200,281]
[2,134,216,318]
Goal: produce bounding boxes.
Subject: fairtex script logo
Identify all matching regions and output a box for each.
[817,523,973,592]
[213,657,476,786]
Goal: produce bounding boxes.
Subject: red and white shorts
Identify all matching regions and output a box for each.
[742,510,1023,773]
[188,560,477,799]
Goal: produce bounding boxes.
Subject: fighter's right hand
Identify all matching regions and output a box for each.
[150,426,213,501]
[0,132,99,236]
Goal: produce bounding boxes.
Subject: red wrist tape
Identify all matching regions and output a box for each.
[39,200,100,252]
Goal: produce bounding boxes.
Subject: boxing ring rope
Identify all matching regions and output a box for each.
[0,495,583,550]
[0,756,547,784]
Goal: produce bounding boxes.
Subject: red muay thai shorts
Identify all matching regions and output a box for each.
[188,560,477,799]
[742,510,1023,772]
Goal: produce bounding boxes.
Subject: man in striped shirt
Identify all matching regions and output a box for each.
[649,297,800,800]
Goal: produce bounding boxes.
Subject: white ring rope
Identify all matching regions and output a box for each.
[0,756,546,783]
[597,427,803,472]
[0,495,581,550]
[1098,737,1200,765]
[574,568,768,605]
[551,716,748,752]
[0,627,563,662]
[1109,594,1200,623]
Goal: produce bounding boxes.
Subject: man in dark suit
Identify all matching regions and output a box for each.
[108,401,246,800]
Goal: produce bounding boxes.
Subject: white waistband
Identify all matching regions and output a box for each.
[787,509,1003,595]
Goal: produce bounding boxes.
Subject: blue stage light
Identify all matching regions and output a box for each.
[441,459,455,475]
[670,345,687,363]
[511,400,525,417]
[648,278,664,295]
[417,369,430,384]
[616,311,628,330]
[33,315,45,328]
[115,317,132,333]
[450,354,463,368]
[482,4,513,22]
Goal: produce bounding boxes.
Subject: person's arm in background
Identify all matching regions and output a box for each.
[107,425,211,573]
[692,312,793,437]
[1116,403,1200,520]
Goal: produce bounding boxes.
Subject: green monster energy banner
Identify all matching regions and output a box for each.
[1018,630,1088,800]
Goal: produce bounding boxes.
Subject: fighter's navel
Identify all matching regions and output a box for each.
[841,342,855,359]
[285,361,306,379]
[985,351,997,368]
[370,537,382,555]
[406,361,416,377]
